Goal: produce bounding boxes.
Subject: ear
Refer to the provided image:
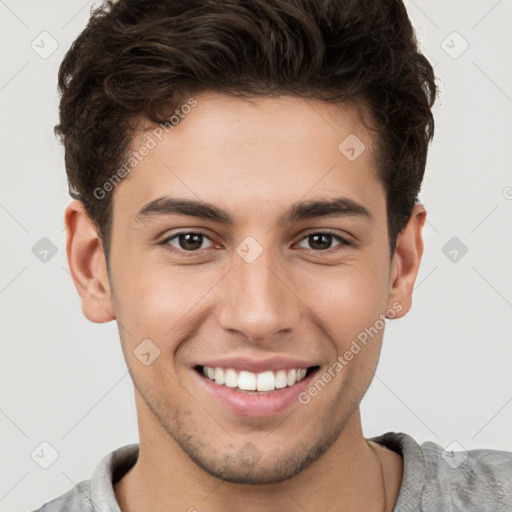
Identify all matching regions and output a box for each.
[64,200,115,323]
[386,203,426,318]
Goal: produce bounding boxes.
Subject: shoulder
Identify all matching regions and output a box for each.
[422,438,512,510]
[30,480,94,512]
[30,443,139,512]
[369,432,512,511]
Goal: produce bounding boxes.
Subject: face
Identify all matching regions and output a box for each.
[69,91,422,485]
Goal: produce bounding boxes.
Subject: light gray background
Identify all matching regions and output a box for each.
[1,0,511,510]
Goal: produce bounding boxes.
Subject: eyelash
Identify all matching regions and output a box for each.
[159,230,350,257]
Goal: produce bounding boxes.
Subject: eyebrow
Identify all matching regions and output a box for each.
[135,196,373,225]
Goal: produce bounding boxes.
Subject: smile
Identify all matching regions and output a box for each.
[199,366,311,393]
[193,359,320,416]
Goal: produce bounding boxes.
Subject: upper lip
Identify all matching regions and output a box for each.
[195,357,318,373]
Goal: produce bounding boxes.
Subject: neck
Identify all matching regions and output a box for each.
[115,395,402,512]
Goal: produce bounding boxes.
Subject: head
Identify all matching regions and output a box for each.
[59,0,436,485]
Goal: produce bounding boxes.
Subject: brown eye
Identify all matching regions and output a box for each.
[163,232,214,252]
[296,232,349,252]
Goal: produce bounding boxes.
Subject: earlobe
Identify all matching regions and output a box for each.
[65,200,115,323]
[386,203,426,319]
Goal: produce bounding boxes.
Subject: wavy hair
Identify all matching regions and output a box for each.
[55,0,437,262]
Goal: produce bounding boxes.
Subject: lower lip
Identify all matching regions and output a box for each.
[194,369,318,417]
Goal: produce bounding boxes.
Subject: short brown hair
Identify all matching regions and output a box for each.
[55,0,437,265]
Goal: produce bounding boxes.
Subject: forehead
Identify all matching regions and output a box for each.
[136,91,377,160]
[114,92,384,223]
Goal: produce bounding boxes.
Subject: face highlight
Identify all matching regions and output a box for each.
[104,92,398,484]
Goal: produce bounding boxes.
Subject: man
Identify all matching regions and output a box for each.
[34,0,512,510]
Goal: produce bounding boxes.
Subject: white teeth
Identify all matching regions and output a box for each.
[256,371,275,392]
[214,367,225,385]
[286,369,297,386]
[275,370,288,389]
[224,368,238,388]
[238,371,257,391]
[201,366,310,392]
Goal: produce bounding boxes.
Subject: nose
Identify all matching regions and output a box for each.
[216,249,302,344]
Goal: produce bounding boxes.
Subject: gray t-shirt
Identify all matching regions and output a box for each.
[32,431,512,512]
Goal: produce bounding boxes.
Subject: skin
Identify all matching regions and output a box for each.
[65,91,426,512]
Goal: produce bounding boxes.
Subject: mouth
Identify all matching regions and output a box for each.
[193,363,320,417]
[194,365,320,394]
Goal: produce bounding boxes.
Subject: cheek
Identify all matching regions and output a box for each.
[297,259,390,343]
[112,258,224,344]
